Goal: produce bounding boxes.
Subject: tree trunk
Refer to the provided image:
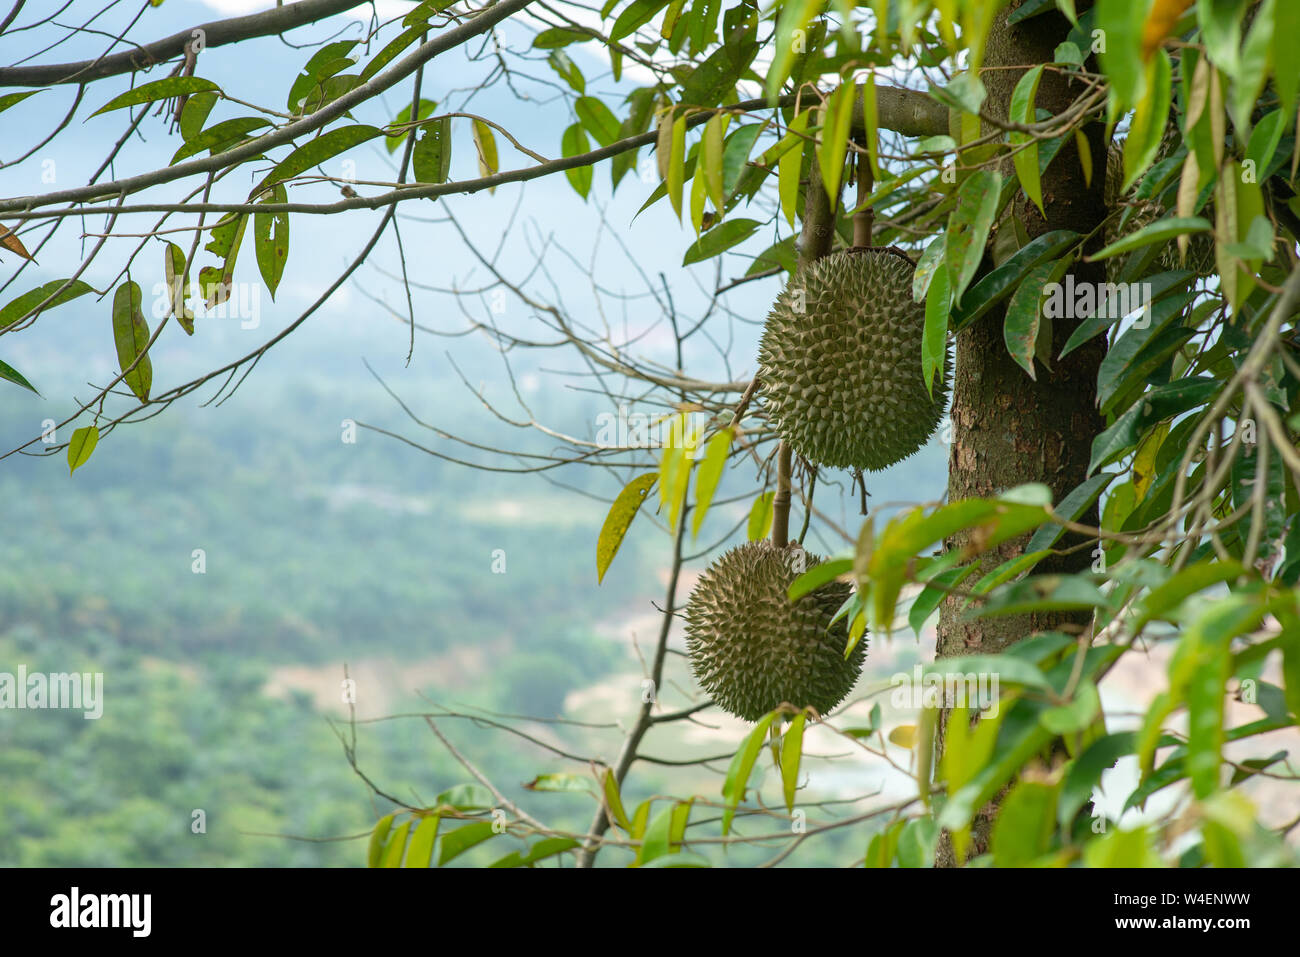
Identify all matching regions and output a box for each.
[933,3,1107,865]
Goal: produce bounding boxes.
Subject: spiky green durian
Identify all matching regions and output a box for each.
[758,248,948,472]
[1105,137,1215,278]
[684,540,864,722]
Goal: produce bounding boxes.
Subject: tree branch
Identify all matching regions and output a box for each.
[0,0,372,86]
[0,0,538,215]
[0,85,945,218]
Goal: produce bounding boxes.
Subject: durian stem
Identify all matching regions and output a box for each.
[852,147,875,249]
[772,441,793,548]
[798,161,835,267]
[797,466,815,544]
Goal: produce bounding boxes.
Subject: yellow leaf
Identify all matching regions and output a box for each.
[779,111,810,228]
[471,119,498,191]
[1074,128,1092,187]
[888,724,917,749]
[596,473,658,583]
[692,427,732,538]
[817,83,854,202]
[1133,422,1168,502]
[702,112,726,214]
[1141,0,1194,61]
[668,111,687,220]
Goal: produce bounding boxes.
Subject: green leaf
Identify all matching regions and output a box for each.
[360,25,425,83]
[780,714,806,812]
[912,233,947,303]
[1009,65,1046,216]
[720,123,763,195]
[0,278,95,331]
[1089,216,1211,261]
[865,820,905,868]
[253,183,289,300]
[111,281,152,402]
[1040,679,1101,734]
[946,169,1003,304]
[434,784,495,810]
[1025,472,1116,553]
[178,91,217,143]
[909,564,980,638]
[437,821,497,865]
[692,427,731,537]
[659,412,695,529]
[414,118,453,184]
[788,557,852,603]
[172,117,272,164]
[1084,825,1162,867]
[950,229,1079,331]
[765,0,822,100]
[548,49,585,93]
[403,814,440,867]
[523,772,593,792]
[366,814,394,868]
[922,261,950,396]
[471,119,499,183]
[746,490,776,541]
[575,96,620,147]
[0,357,37,395]
[1094,293,1198,415]
[263,125,381,188]
[924,654,1053,692]
[0,90,41,116]
[721,712,778,834]
[162,243,194,334]
[533,27,590,48]
[1276,0,1300,119]
[596,473,657,583]
[638,799,693,865]
[1003,259,1059,379]
[286,40,358,113]
[385,99,436,154]
[1121,50,1172,192]
[897,817,940,868]
[666,111,687,219]
[934,72,987,115]
[681,218,759,265]
[817,82,854,202]
[992,779,1058,866]
[561,122,592,198]
[91,76,221,117]
[67,426,98,474]
[610,0,669,41]
[640,851,711,867]
[602,768,632,832]
[778,112,810,228]
[700,113,726,213]
[379,820,412,867]
[490,837,580,868]
[1058,269,1192,358]
[1096,0,1145,111]
[972,575,1110,618]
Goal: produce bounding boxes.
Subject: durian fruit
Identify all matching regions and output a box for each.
[1105,137,1215,279]
[758,247,948,472]
[684,540,864,721]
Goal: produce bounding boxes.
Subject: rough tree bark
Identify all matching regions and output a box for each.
[933,3,1108,865]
